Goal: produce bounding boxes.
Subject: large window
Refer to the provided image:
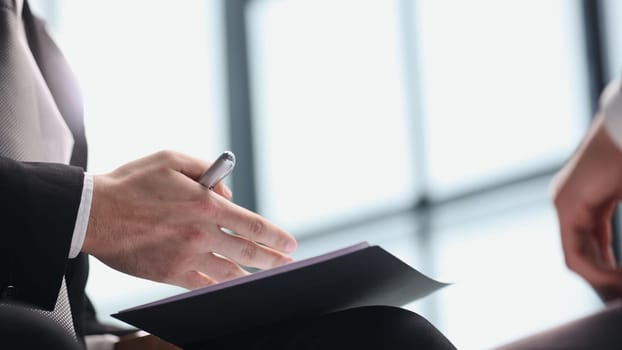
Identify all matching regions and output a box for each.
[247,0,416,233]
[603,0,622,81]
[54,0,226,172]
[246,0,590,230]
[243,0,599,348]
[414,0,589,197]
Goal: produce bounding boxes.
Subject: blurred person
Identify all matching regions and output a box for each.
[501,70,622,350]
[505,103,622,350]
[0,0,456,349]
[551,79,622,302]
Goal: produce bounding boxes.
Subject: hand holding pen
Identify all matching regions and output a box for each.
[82,150,297,289]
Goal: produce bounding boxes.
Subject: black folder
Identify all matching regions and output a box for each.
[112,242,447,348]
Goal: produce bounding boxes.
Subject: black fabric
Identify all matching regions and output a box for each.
[497,301,622,350]
[0,158,84,310]
[20,3,98,339]
[0,0,94,343]
[66,252,90,340]
[0,303,81,350]
[200,306,457,350]
[84,296,139,337]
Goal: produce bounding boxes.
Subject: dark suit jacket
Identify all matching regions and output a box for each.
[0,0,91,338]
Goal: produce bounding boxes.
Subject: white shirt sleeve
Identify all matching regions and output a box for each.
[69,174,94,259]
[601,79,622,150]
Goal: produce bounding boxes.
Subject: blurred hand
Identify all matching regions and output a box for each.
[551,115,622,301]
[82,150,297,289]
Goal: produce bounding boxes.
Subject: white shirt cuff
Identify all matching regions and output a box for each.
[69,173,93,259]
[601,79,622,150]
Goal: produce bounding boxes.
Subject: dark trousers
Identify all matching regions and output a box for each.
[0,304,81,350]
[202,306,457,350]
[0,305,456,350]
[496,301,622,350]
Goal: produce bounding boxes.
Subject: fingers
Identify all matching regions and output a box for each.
[204,228,293,269]
[171,253,251,290]
[149,150,208,180]
[207,193,297,254]
[556,190,622,299]
[559,210,610,275]
[592,272,622,302]
[577,252,622,302]
[173,152,232,200]
[562,227,608,279]
[190,252,250,281]
[175,270,218,290]
[560,216,622,303]
[561,238,622,302]
[594,201,618,267]
[155,150,233,199]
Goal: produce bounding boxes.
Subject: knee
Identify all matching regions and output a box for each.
[327,306,456,350]
[0,304,80,350]
[332,305,432,329]
[347,305,427,323]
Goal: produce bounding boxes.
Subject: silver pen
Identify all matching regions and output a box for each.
[198,151,236,189]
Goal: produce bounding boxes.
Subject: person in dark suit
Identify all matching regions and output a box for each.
[0,0,297,342]
[0,1,456,349]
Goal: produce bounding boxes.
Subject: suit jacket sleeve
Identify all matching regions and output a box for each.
[0,155,84,311]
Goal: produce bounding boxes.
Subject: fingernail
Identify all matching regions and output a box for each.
[286,239,297,253]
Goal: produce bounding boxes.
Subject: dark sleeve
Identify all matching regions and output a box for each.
[0,156,84,311]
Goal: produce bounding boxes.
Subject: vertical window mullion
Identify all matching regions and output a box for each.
[224,0,258,213]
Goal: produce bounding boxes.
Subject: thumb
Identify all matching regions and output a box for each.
[154,151,233,199]
[153,151,209,180]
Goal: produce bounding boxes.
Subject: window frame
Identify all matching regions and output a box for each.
[224,0,615,254]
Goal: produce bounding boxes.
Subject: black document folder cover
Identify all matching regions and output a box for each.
[112,242,447,347]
